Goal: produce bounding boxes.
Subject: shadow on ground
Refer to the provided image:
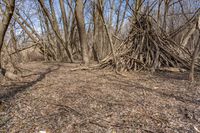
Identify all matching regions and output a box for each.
[0,65,60,102]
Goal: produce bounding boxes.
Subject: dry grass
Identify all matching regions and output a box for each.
[0,62,200,133]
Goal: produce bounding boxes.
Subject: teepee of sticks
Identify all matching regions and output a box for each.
[100,15,200,72]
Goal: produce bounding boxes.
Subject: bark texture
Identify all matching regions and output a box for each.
[0,0,15,68]
[75,0,89,64]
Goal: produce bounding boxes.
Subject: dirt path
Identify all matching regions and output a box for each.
[0,62,200,133]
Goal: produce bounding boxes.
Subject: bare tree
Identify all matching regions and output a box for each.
[1,0,200,82]
[92,0,105,61]
[59,0,73,61]
[0,0,15,69]
[75,0,89,64]
[38,0,74,62]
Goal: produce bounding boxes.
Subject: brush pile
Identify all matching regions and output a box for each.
[100,15,199,71]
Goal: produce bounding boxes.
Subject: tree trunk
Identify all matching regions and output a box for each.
[49,0,63,60]
[108,0,115,29]
[157,0,162,27]
[97,0,117,67]
[181,24,196,48]
[189,17,200,82]
[10,26,21,62]
[189,32,200,82]
[134,0,142,22]
[163,0,170,32]
[93,0,104,61]
[59,0,74,62]
[0,0,15,69]
[75,0,89,64]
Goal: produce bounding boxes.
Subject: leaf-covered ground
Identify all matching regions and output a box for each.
[0,62,200,133]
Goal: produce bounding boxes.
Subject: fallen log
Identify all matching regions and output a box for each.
[159,67,187,73]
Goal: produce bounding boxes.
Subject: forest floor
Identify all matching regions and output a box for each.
[0,62,200,133]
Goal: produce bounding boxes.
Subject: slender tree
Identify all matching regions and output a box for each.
[189,17,200,82]
[38,0,74,62]
[75,0,89,64]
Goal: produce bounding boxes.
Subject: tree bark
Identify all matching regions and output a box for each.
[181,24,196,48]
[134,0,142,22]
[75,0,89,64]
[49,0,63,60]
[163,0,170,32]
[59,0,73,62]
[157,0,162,27]
[189,17,200,82]
[0,0,15,69]
[189,32,200,82]
[93,0,104,61]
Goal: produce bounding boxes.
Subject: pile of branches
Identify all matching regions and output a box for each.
[100,15,198,72]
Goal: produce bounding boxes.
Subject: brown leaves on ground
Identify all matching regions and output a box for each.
[0,62,200,133]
